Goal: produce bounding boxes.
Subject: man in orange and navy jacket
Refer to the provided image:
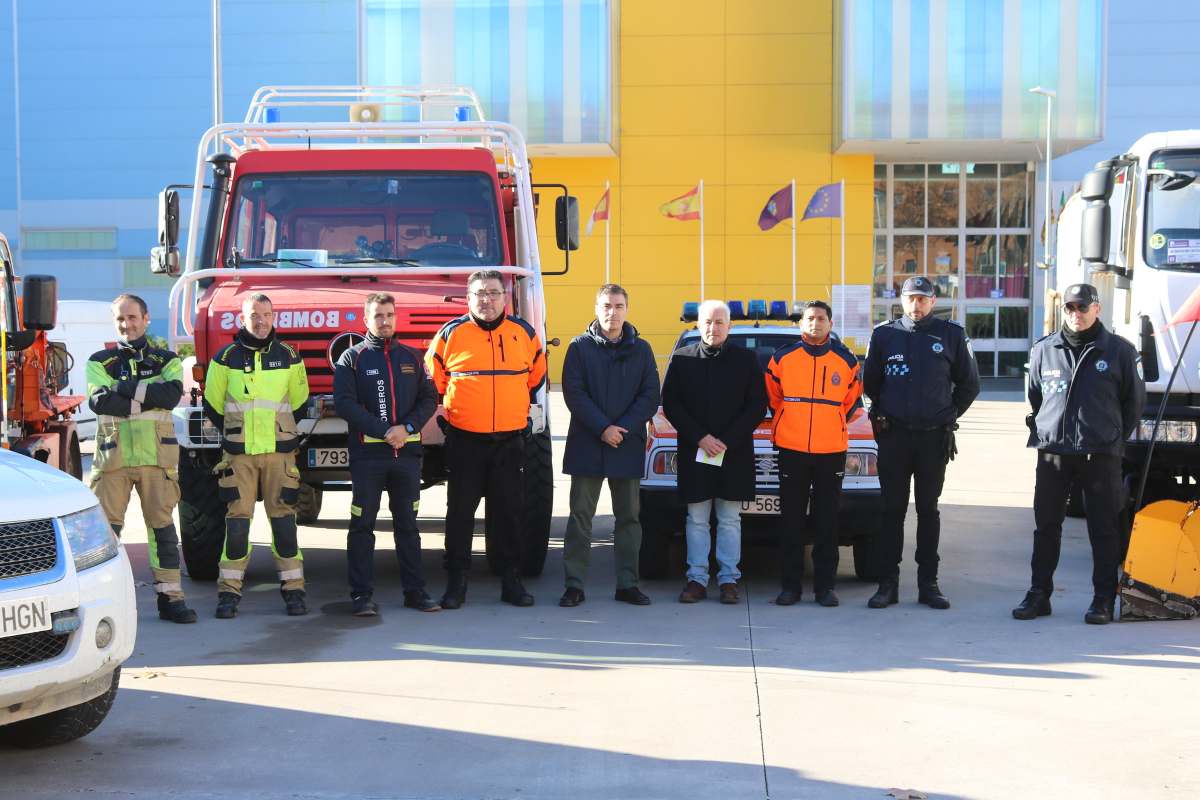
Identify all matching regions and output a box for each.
[426,269,547,609]
[765,300,863,608]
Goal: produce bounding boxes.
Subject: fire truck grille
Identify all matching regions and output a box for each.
[0,629,70,670]
[0,518,57,580]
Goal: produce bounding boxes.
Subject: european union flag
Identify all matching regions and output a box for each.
[802,182,842,220]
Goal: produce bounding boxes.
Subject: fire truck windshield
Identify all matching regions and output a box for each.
[225,171,503,268]
[1145,151,1200,271]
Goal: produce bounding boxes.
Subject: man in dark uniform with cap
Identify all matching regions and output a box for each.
[1013,283,1144,624]
[863,275,980,609]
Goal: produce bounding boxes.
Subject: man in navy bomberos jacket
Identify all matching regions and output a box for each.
[334,292,439,616]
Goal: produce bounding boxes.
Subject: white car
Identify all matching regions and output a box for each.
[0,448,136,747]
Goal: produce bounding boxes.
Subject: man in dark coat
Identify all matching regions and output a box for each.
[662,300,767,604]
[559,284,661,607]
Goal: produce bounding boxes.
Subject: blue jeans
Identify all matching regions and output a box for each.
[685,499,742,586]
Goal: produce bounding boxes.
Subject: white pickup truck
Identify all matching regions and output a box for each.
[0,448,136,747]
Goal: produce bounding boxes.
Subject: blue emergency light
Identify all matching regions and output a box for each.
[747,299,767,319]
[265,108,281,123]
[455,106,471,122]
[681,301,700,322]
[770,301,789,319]
[728,300,746,320]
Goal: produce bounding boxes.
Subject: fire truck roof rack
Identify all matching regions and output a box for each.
[244,85,488,126]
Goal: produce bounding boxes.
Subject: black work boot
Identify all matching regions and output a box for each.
[157,594,198,624]
[215,592,240,619]
[403,589,441,612]
[917,581,951,610]
[441,572,468,610]
[1012,589,1052,620]
[867,580,899,609]
[1084,595,1114,625]
[283,589,308,616]
[501,570,535,607]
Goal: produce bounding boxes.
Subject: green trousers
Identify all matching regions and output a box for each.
[563,476,642,590]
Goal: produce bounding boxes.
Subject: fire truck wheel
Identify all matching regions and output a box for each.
[482,431,554,577]
[521,431,554,577]
[65,433,82,480]
[179,448,226,581]
[295,484,323,524]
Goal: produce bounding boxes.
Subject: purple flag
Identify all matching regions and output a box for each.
[757,185,793,231]
[802,182,842,220]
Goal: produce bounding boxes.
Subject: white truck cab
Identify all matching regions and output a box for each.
[0,448,136,747]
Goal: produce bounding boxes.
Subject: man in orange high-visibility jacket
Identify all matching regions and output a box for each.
[766,300,863,608]
[426,269,547,609]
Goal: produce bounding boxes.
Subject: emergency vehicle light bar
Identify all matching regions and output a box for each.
[679,299,799,323]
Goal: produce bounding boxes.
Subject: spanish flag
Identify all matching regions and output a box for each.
[585,187,610,236]
[659,184,701,221]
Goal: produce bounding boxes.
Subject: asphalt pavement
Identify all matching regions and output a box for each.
[2,389,1197,799]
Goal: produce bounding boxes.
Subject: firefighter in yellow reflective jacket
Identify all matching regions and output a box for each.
[202,293,310,619]
[87,294,196,624]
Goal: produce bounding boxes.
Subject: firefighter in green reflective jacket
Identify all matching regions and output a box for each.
[203,293,310,619]
[87,294,196,624]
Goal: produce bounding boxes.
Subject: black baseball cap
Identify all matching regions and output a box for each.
[901,276,936,297]
[1062,283,1099,306]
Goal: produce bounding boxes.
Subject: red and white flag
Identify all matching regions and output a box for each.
[1166,285,1200,328]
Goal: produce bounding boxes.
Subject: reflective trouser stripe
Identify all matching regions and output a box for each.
[97,410,173,423]
[155,582,183,594]
[278,568,304,581]
[224,399,292,414]
[219,568,245,579]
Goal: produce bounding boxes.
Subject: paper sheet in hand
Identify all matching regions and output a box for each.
[696,448,725,467]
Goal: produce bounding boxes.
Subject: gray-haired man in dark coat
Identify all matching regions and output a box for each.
[559,285,660,607]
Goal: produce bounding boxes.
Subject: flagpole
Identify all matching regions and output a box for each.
[604,180,611,283]
[839,178,846,332]
[790,178,797,304]
[699,179,705,298]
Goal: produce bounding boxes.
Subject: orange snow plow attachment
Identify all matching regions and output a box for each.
[1119,500,1200,621]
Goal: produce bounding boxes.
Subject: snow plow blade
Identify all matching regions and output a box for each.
[1119,500,1200,621]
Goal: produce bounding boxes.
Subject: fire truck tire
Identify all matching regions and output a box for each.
[0,667,121,748]
[178,448,226,582]
[520,431,554,577]
[65,433,82,480]
[295,484,323,524]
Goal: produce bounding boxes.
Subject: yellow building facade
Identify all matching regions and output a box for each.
[532,1,873,379]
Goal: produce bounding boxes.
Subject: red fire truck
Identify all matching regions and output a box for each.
[155,87,577,581]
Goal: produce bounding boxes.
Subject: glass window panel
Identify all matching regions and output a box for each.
[893,164,925,228]
[927,233,960,300]
[965,234,997,298]
[997,234,1030,299]
[873,235,889,298]
[893,235,923,294]
[872,304,894,326]
[965,305,996,340]
[931,305,954,322]
[998,351,1028,378]
[1000,164,1030,228]
[928,163,960,227]
[965,163,998,228]
[874,163,888,229]
[998,306,1030,339]
[974,350,996,378]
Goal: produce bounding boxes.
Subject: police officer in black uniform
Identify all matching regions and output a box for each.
[334,292,440,616]
[863,276,980,609]
[1013,283,1144,625]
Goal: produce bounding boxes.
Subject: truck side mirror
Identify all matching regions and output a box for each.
[20,275,57,331]
[151,189,181,276]
[555,195,580,252]
[1080,164,1114,265]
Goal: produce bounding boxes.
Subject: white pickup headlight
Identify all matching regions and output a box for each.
[60,505,120,571]
[844,452,878,477]
[1128,420,1197,443]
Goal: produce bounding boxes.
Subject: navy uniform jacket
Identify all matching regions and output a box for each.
[863,315,980,428]
[334,333,438,459]
[1027,324,1145,456]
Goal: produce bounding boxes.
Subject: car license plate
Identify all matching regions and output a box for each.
[307,448,349,468]
[739,495,781,515]
[0,596,51,639]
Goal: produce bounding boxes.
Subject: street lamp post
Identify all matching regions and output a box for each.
[1029,86,1056,280]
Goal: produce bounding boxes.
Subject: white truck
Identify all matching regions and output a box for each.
[1055,130,1200,506]
[0,450,137,747]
